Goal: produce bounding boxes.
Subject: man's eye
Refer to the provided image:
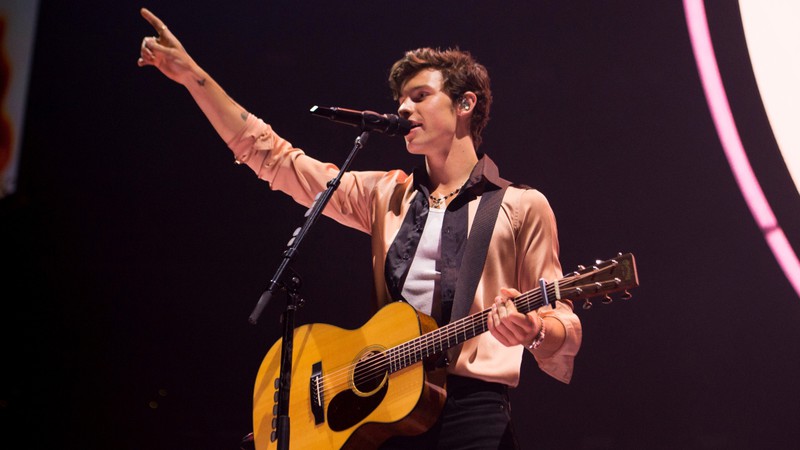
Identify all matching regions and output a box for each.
[414,92,429,102]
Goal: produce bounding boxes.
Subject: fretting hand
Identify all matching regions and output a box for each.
[487,287,541,348]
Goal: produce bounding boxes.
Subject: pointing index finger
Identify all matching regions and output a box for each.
[140,8,167,34]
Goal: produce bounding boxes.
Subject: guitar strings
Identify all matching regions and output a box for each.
[318,289,550,396]
[321,277,593,395]
[318,278,589,396]
[316,280,573,396]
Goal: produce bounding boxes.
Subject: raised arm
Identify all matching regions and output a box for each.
[137,8,248,143]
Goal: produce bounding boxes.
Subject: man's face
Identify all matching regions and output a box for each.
[397,69,458,155]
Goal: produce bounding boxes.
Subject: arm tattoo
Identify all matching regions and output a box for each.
[240,112,248,121]
[195,77,206,86]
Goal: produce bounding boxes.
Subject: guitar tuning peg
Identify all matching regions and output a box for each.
[602,295,613,305]
[577,265,586,271]
[582,299,593,310]
[621,290,633,300]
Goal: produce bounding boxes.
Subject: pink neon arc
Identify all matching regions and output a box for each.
[684,0,800,298]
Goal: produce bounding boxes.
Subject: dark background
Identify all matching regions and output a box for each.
[3,1,800,449]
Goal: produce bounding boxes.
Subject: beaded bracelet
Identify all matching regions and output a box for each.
[526,314,546,349]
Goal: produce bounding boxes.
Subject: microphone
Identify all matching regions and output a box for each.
[310,105,418,136]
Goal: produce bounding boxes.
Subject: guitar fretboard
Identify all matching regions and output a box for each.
[384,281,556,373]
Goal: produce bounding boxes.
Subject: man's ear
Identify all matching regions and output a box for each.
[457,92,477,115]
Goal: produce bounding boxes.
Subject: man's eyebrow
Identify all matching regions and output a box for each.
[400,83,431,98]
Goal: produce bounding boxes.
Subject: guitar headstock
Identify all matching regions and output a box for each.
[560,253,639,309]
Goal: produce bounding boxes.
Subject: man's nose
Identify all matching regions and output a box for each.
[397,99,413,119]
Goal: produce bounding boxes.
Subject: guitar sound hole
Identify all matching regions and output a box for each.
[353,351,388,395]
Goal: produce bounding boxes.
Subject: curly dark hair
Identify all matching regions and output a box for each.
[388,47,492,149]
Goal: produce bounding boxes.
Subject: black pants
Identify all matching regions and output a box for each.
[380,375,520,450]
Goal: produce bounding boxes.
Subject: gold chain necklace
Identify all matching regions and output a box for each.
[429,188,460,209]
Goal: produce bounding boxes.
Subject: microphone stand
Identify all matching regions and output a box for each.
[248,129,372,450]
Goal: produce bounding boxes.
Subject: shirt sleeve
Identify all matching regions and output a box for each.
[516,188,582,384]
[225,113,388,235]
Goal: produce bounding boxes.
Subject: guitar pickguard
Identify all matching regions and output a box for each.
[328,380,388,431]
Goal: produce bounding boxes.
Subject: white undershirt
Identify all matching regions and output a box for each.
[401,206,445,316]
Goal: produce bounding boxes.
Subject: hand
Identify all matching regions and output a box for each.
[487,287,541,348]
[137,8,198,85]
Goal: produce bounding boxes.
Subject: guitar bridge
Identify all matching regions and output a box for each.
[310,361,324,425]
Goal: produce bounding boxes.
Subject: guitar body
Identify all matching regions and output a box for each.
[253,301,447,450]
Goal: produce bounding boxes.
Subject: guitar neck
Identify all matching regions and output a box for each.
[384,284,550,373]
[384,253,638,373]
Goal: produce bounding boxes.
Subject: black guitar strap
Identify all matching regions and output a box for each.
[445,184,509,324]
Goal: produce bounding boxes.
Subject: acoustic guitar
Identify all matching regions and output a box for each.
[252,253,639,449]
